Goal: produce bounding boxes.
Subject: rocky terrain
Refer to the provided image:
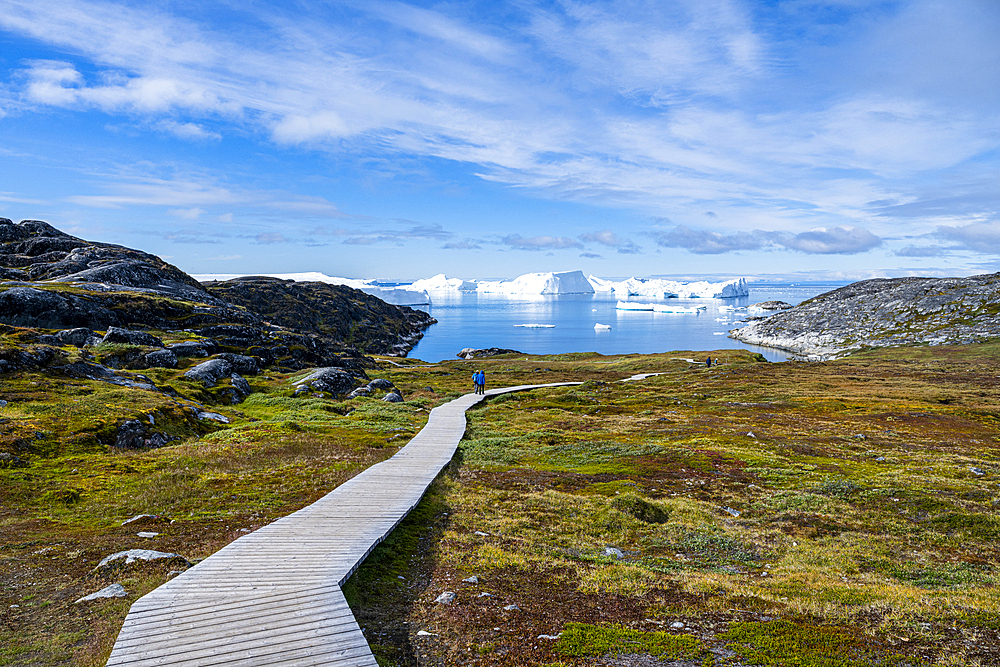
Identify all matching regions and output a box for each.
[731,273,1000,359]
[0,218,437,411]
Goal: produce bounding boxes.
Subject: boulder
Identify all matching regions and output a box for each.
[348,386,371,398]
[143,349,178,368]
[216,353,259,375]
[294,367,357,395]
[101,327,164,348]
[75,583,127,603]
[382,392,404,403]
[55,327,95,347]
[167,340,216,357]
[91,549,190,576]
[0,452,26,468]
[367,378,394,390]
[114,420,172,449]
[184,359,233,387]
[230,373,251,397]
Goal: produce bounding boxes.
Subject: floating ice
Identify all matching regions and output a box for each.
[616,301,654,311]
[513,323,555,328]
[591,276,748,299]
[594,323,612,330]
[410,273,477,292]
[652,304,706,313]
[477,270,595,295]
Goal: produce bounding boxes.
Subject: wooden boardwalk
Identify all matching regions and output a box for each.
[105,382,580,667]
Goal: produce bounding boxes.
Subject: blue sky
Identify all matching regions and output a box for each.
[1,0,998,281]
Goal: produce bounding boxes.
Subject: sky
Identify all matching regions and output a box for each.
[1,0,999,282]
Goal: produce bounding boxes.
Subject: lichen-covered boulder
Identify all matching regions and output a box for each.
[294,367,357,395]
[368,378,394,390]
[216,353,259,375]
[382,391,404,403]
[101,327,163,348]
[184,359,232,387]
[167,340,216,357]
[143,349,178,368]
[55,327,95,347]
[114,420,172,449]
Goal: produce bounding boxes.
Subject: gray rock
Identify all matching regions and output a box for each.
[348,386,371,398]
[382,392,404,403]
[971,467,986,476]
[184,358,232,387]
[603,547,624,559]
[0,399,7,407]
[115,420,172,449]
[731,273,1000,359]
[750,300,793,311]
[143,349,178,368]
[55,327,95,347]
[75,583,127,604]
[434,591,456,604]
[294,367,357,395]
[503,604,520,611]
[137,532,159,538]
[0,286,118,330]
[538,633,561,640]
[92,549,190,575]
[294,385,310,396]
[121,514,159,526]
[367,378,394,390]
[217,353,259,376]
[230,373,251,397]
[462,576,479,584]
[101,327,164,348]
[167,340,216,357]
[670,621,685,629]
[197,411,230,423]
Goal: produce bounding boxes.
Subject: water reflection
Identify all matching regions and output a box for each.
[407,284,842,363]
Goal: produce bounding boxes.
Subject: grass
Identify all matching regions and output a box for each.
[3,342,1000,665]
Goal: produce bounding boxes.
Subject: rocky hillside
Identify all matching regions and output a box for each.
[203,277,434,356]
[0,218,437,389]
[730,273,1000,359]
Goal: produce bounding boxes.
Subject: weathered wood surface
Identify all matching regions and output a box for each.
[105,382,580,667]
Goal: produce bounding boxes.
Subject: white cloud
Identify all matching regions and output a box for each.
[502,234,584,250]
[168,207,205,219]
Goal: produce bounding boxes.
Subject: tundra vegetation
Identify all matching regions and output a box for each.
[2,342,999,666]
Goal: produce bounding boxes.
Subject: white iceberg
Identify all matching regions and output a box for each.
[410,273,477,292]
[616,301,655,311]
[192,272,430,306]
[590,276,748,299]
[652,304,706,313]
[477,270,595,295]
[594,323,612,330]
[514,323,555,328]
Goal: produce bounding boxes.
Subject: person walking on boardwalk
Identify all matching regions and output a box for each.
[472,370,483,394]
[478,369,487,394]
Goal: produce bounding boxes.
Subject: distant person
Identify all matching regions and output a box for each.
[479,369,487,394]
[705,357,712,367]
[472,370,480,394]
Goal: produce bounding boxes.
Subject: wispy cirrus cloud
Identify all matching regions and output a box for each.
[579,230,641,254]
[502,233,584,251]
[649,224,883,255]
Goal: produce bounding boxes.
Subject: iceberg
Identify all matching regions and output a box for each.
[192,272,431,306]
[652,304,706,313]
[590,276,748,299]
[410,273,478,292]
[594,323,612,330]
[513,323,555,328]
[477,270,595,295]
[616,301,655,311]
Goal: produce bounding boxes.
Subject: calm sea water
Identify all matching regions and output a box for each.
[405,283,845,363]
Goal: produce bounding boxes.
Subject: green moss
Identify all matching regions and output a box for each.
[610,493,670,524]
[555,622,709,661]
[722,620,918,666]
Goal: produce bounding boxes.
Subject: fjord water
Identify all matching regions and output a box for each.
[407,283,844,363]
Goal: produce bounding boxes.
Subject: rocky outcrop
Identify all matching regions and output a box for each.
[292,367,360,395]
[730,273,1000,359]
[203,277,436,356]
[457,347,522,359]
